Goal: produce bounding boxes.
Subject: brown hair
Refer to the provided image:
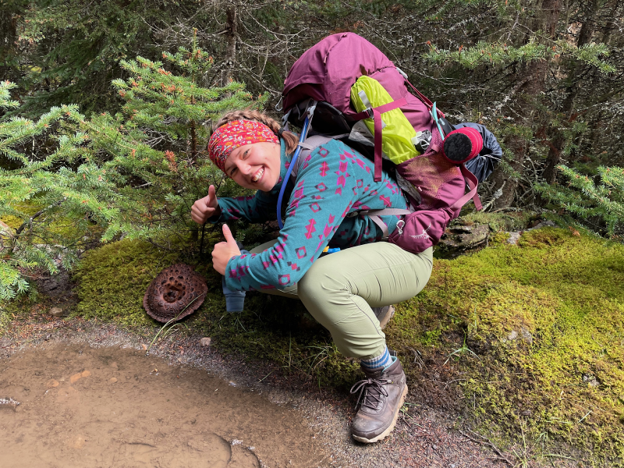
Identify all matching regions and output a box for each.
[213,109,298,154]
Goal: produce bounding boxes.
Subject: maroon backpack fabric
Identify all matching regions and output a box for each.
[389,130,480,254]
[283,33,435,134]
[282,33,481,254]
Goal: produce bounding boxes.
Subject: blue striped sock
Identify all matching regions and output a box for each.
[361,346,393,371]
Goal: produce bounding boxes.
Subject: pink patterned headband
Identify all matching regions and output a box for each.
[208,120,279,172]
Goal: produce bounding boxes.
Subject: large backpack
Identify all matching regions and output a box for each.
[279,33,482,255]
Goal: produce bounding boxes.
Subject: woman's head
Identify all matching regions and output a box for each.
[208,110,298,192]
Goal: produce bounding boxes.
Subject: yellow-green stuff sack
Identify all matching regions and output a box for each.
[350,75,418,164]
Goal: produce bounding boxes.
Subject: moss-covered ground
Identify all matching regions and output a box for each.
[4,224,623,465]
[392,227,624,464]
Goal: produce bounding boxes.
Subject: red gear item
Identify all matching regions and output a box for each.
[441,126,484,164]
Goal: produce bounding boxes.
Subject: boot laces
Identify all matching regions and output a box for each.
[350,377,390,410]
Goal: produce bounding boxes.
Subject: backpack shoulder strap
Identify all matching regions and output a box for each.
[289,134,346,179]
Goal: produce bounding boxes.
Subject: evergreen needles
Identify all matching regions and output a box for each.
[0,44,261,300]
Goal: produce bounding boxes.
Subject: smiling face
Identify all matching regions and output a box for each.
[223,141,282,192]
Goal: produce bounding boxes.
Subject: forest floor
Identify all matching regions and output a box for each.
[1,314,576,468]
[3,220,622,467]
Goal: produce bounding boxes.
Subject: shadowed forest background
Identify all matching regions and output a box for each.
[1,0,624,465]
[2,0,623,265]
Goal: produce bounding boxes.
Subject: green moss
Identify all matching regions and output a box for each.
[1,201,44,230]
[0,296,35,331]
[1,215,22,230]
[73,239,183,327]
[490,231,511,245]
[459,210,538,232]
[71,228,624,463]
[72,237,359,388]
[1,200,104,242]
[389,227,624,463]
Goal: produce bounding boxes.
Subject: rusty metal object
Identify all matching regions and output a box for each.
[143,264,207,323]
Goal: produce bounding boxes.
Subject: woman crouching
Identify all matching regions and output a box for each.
[191,110,433,443]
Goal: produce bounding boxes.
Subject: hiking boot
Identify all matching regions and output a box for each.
[350,356,408,443]
[372,305,395,330]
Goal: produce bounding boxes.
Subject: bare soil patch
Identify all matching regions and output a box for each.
[0,344,327,468]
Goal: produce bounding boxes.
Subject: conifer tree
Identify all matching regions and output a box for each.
[0,43,259,300]
[5,0,201,115]
[1,81,99,299]
[536,164,624,237]
[6,0,305,115]
[417,0,617,209]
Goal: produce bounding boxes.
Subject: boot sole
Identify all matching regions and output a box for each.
[351,383,408,444]
[378,305,395,330]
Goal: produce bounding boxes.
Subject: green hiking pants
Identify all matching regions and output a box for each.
[250,241,433,361]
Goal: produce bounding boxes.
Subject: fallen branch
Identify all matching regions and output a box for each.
[459,429,514,466]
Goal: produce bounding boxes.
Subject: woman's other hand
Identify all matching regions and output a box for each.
[191,185,221,224]
[212,224,241,276]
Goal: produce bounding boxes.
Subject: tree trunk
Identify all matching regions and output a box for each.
[542,0,598,184]
[492,60,550,208]
[222,6,238,86]
[0,7,20,84]
[492,0,562,209]
[601,0,621,44]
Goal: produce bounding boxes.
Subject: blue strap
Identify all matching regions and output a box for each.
[431,102,446,139]
[277,114,311,229]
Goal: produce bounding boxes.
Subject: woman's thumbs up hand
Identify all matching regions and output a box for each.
[191,185,221,224]
[211,224,242,276]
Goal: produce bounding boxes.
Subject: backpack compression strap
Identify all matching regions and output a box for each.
[351,208,412,239]
[452,165,482,211]
[364,165,482,239]
[352,98,407,182]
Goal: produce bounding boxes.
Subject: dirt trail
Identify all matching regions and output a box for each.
[1,317,578,468]
[0,344,327,468]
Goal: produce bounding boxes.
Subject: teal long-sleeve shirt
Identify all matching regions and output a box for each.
[217,139,409,292]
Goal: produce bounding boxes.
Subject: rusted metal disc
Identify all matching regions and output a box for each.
[143,263,207,323]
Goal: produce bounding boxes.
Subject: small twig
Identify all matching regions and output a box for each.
[145,238,179,252]
[578,410,592,423]
[15,198,66,235]
[199,223,206,258]
[400,414,412,429]
[190,119,197,163]
[408,347,425,369]
[258,370,274,383]
[544,453,582,461]
[0,397,20,408]
[132,182,153,189]
[459,429,514,466]
[127,442,156,448]
[444,378,467,389]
